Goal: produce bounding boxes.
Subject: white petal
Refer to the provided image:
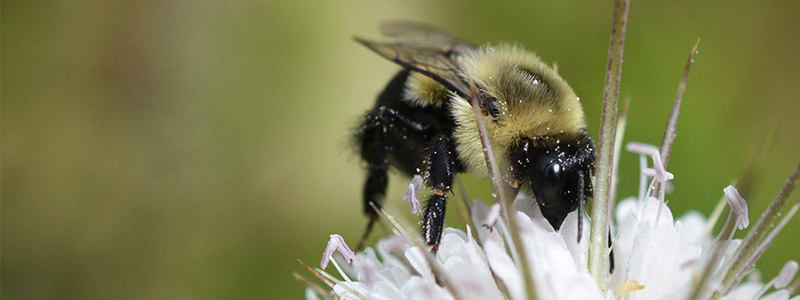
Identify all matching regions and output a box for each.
[368,281,403,300]
[515,211,603,300]
[760,290,790,300]
[437,229,504,299]
[399,276,454,300]
[620,198,690,300]
[404,247,434,283]
[333,282,368,300]
[559,209,590,268]
[610,197,639,287]
[471,199,493,244]
[484,236,525,300]
[678,211,708,246]
[513,192,540,219]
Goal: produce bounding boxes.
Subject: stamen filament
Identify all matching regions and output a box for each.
[748,261,798,300]
[638,154,648,204]
[330,256,352,282]
[702,196,727,246]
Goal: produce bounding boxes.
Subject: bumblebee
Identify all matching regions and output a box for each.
[354,22,595,251]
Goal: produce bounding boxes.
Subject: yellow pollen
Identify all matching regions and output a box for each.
[618,280,645,296]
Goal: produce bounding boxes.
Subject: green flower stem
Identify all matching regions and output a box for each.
[729,201,800,292]
[589,0,629,288]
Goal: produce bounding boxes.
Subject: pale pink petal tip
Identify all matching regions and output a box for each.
[627,142,674,182]
[774,260,798,289]
[723,185,749,230]
[320,234,356,269]
[643,168,674,182]
[402,175,423,215]
[626,142,659,156]
[650,154,672,182]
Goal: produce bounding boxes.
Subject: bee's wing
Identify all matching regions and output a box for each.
[355,37,470,98]
[378,22,476,54]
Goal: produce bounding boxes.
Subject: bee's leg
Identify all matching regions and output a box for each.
[423,194,447,253]
[422,134,456,253]
[357,113,389,250]
[357,106,431,250]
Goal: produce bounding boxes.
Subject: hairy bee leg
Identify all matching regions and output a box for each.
[423,194,447,252]
[376,106,429,134]
[422,134,456,252]
[357,111,390,249]
[357,104,432,249]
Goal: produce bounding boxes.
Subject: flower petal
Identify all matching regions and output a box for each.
[484,236,525,300]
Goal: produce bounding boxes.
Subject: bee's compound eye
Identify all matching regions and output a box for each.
[540,163,563,208]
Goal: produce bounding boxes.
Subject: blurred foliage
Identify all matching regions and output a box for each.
[2,0,799,299]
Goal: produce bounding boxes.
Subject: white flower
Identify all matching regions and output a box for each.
[610,197,699,300]
[304,142,798,299]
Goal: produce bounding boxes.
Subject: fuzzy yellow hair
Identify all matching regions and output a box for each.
[402,71,450,107]
[451,44,587,177]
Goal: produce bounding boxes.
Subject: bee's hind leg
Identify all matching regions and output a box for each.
[356,105,431,250]
[356,112,390,250]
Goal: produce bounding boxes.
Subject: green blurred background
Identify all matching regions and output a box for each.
[3,0,799,299]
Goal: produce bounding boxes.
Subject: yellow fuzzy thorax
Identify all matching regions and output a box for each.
[452,44,587,177]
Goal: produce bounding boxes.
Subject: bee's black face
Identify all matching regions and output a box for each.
[509,132,595,229]
[537,160,564,208]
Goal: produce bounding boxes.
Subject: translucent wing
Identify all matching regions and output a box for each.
[379,22,476,54]
[355,22,478,98]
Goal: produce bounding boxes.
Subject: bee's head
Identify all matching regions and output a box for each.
[508,131,595,229]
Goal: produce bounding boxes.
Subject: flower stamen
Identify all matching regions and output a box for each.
[320,234,357,283]
[723,185,749,231]
[628,142,675,183]
[749,260,798,300]
[402,175,423,215]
